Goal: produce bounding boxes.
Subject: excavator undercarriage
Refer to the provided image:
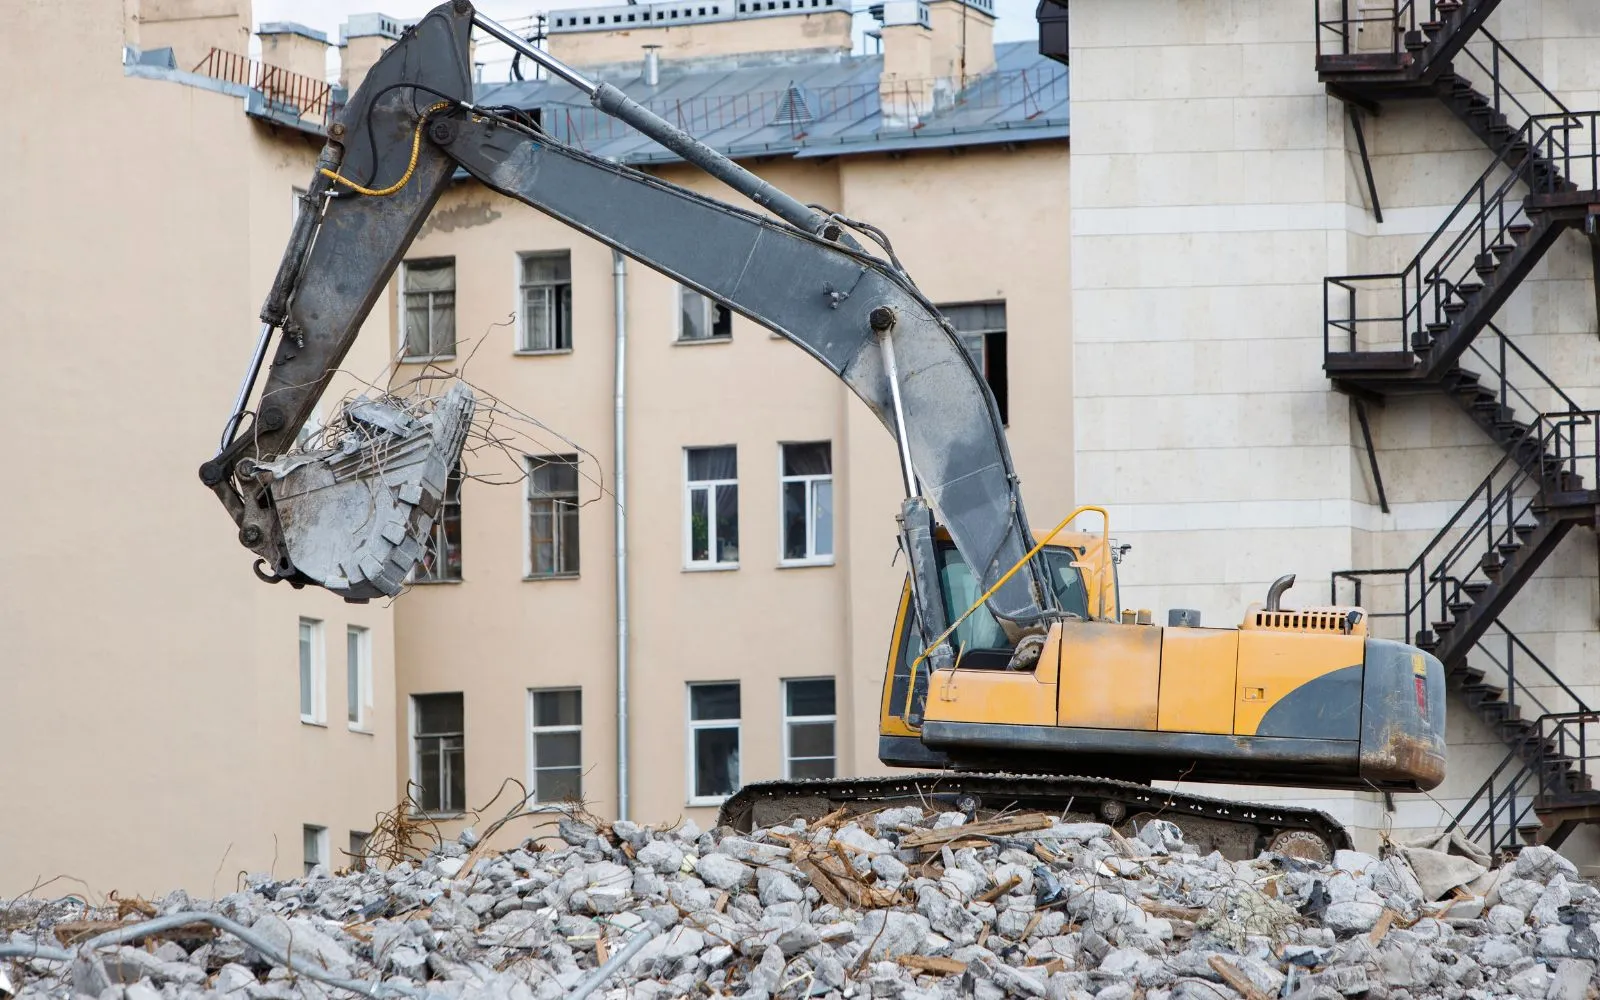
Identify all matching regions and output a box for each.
[719,772,1351,861]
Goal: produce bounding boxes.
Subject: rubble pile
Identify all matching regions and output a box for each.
[3,807,1598,1000]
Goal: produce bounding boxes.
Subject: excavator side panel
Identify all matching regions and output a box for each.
[1056,620,1161,731]
[1235,631,1364,739]
[1157,628,1238,735]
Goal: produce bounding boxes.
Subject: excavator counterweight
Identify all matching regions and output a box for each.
[203,1,1446,856]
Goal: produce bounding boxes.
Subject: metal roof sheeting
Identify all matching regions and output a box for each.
[474,40,1067,164]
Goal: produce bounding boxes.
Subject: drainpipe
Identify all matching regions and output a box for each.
[643,44,660,87]
[613,249,631,822]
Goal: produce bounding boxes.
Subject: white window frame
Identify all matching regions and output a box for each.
[346,625,373,732]
[526,688,583,808]
[778,441,834,567]
[684,446,739,571]
[303,824,329,876]
[524,454,581,579]
[686,682,741,808]
[675,284,732,343]
[299,617,326,726]
[400,258,457,361]
[781,677,838,779]
[410,693,466,816]
[516,251,574,354]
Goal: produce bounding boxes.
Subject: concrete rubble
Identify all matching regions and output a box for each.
[2,809,1597,1000]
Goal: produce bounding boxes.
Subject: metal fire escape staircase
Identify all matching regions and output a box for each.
[1315,2,1600,851]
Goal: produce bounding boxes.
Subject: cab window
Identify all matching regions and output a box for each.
[935,543,1089,656]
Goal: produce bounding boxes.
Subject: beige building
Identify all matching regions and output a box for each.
[8,0,1600,897]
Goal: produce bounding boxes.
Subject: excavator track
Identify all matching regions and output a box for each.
[717,771,1350,861]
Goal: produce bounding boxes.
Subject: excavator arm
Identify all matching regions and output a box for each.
[200,0,1059,649]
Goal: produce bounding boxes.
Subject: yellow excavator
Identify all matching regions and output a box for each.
[198,0,1445,859]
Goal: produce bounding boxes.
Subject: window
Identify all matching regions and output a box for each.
[348,831,371,871]
[678,285,732,342]
[303,825,328,876]
[299,618,325,725]
[527,454,580,577]
[783,678,837,779]
[780,442,833,564]
[402,258,456,359]
[529,689,582,804]
[685,446,738,567]
[942,302,1008,425]
[688,682,740,804]
[346,626,372,730]
[417,465,463,582]
[519,252,573,352]
[413,693,465,814]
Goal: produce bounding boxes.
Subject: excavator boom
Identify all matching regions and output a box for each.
[201,0,1052,644]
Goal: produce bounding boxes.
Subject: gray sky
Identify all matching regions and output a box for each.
[253,0,1041,82]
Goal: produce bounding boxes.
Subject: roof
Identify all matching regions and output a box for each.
[474,40,1067,164]
[258,21,330,44]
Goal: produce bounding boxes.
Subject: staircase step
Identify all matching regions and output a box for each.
[1463,581,1490,597]
[1455,281,1485,297]
[1482,553,1504,575]
[1443,300,1468,315]
[1514,523,1538,540]
[1406,30,1428,52]
[1412,331,1436,352]
[1456,665,1486,684]
[1498,541,1524,559]
[1475,253,1500,276]
[1491,242,1517,258]
[1448,600,1476,617]
[1509,222,1534,238]
[1416,630,1438,650]
[1434,619,1458,634]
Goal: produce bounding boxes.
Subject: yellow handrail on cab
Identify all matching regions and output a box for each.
[901,505,1111,726]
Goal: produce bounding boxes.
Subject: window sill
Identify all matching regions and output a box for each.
[409,811,466,821]
[300,718,327,728]
[674,337,733,347]
[778,558,835,569]
[409,577,464,585]
[399,355,457,364]
[347,725,374,735]
[683,563,739,573]
[514,348,574,357]
[523,573,580,582]
[687,795,731,808]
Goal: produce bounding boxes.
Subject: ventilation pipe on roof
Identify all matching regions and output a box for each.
[643,44,660,86]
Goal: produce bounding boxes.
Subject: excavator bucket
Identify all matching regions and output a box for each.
[247,383,475,600]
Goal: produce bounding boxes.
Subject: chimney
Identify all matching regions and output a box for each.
[643,44,660,87]
[925,0,994,83]
[132,0,251,70]
[258,22,329,81]
[340,12,405,94]
[877,0,932,128]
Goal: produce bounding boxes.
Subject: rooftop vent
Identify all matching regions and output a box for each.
[771,83,813,126]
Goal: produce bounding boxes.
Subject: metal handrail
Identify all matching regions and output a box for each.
[191,48,336,129]
[1469,620,1592,717]
[1443,741,1539,851]
[1324,111,1591,356]
[1331,410,1599,657]
[1315,0,1419,58]
[1462,321,1586,418]
[1458,29,1572,127]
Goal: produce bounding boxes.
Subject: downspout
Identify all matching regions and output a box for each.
[612,249,630,822]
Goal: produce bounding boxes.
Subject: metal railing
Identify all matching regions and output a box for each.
[536,66,1068,148]
[1331,409,1599,659]
[1542,711,1600,805]
[1457,29,1570,130]
[192,48,337,131]
[1461,321,1585,423]
[1444,741,1540,853]
[1315,0,1419,58]
[1324,112,1590,357]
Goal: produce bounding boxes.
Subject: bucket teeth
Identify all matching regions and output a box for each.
[264,383,475,599]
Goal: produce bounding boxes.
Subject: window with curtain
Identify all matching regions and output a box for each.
[519,252,573,352]
[780,442,833,563]
[678,285,732,342]
[527,454,580,577]
[685,446,738,566]
[688,682,740,803]
[402,258,456,359]
[529,688,582,803]
[940,301,1008,424]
